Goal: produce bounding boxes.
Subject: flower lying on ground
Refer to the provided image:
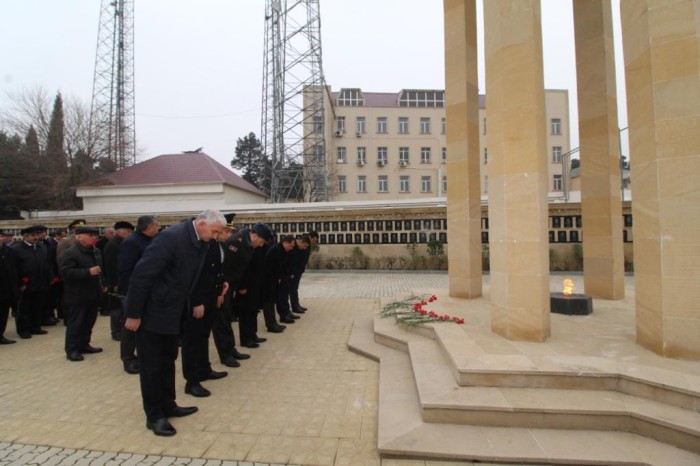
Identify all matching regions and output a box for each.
[379,294,465,327]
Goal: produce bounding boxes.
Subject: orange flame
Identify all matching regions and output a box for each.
[563,279,575,296]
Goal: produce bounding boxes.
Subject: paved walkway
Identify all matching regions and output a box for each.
[0,272,646,466]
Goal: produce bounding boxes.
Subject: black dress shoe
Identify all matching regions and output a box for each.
[202,370,228,380]
[30,329,48,335]
[241,341,260,348]
[185,384,211,397]
[111,332,121,342]
[167,405,198,418]
[232,348,251,359]
[146,417,176,436]
[221,357,240,368]
[267,325,285,333]
[0,336,16,344]
[280,316,296,324]
[289,313,300,319]
[79,345,103,354]
[18,333,31,339]
[124,361,139,374]
[252,337,267,343]
[292,308,306,314]
[299,306,308,311]
[66,351,84,362]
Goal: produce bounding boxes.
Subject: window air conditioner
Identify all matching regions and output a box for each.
[399,161,407,167]
[356,132,362,137]
[335,130,343,137]
[357,160,365,166]
[377,160,386,167]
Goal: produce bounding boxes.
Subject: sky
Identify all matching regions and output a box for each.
[0,0,628,169]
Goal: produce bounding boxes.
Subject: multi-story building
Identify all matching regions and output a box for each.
[317,87,570,201]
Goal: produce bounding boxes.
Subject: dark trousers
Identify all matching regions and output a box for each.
[182,301,215,384]
[0,299,11,337]
[236,293,258,345]
[110,303,123,339]
[211,293,236,362]
[136,328,179,422]
[289,273,302,310]
[45,282,61,322]
[121,328,137,362]
[16,291,46,335]
[276,279,292,318]
[64,301,99,353]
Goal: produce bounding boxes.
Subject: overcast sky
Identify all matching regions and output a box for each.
[0,0,628,168]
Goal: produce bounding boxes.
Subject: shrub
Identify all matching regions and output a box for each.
[427,239,445,256]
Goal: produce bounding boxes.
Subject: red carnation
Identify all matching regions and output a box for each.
[21,277,29,284]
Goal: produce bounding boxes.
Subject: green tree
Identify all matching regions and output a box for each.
[231,132,271,192]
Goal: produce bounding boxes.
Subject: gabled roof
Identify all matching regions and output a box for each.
[99,153,267,197]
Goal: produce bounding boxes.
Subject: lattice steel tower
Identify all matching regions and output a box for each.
[261,0,328,202]
[89,0,136,169]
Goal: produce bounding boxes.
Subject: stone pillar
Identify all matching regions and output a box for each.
[573,0,625,300]
[444,0,482,298]
[621,0,700,360]
[484,0,550,341]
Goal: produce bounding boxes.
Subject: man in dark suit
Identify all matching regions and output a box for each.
[264,235,297,324]
[289,231,317,313]
[47,229,67,324]
[124,209,226,437]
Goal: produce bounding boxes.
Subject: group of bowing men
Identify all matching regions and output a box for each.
[1,210,318,437]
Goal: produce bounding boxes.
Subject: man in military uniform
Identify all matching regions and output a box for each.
[12,225,52,339]
[59,226,105,361]
[0,230,18,344]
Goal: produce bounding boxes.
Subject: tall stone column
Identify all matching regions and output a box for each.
[484,0,550,341]
[621,0,700,360]
[573,1,625,300]
[444,0,482,298]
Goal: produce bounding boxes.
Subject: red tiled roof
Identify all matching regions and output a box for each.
[99,153,267,196]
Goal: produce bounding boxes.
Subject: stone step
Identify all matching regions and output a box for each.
[431,323,700,412]
[373,334,700,465]
[409,339,700,454]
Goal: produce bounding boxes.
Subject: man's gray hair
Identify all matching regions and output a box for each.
[196,209,226,225]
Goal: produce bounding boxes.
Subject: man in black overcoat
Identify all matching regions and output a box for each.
[59,226,105,361]
[287,235,311,315]
[0,230,18,344]
[117,215,159,375]
[124,209,225,437]
[264,235,297,324]
[103,221,134,341]
[11,225,52,339]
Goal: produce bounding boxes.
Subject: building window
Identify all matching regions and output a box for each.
[356,117,365,134]
[398,89,445,108]
[336,116,345,134]
[441,117,446,134]
[357,147,366,164]
[552,146,562,163]
[336,147,346,163]
[551,118,561,135]
[399,176,410,193]
[358,176,367,193]
[398,117,409,134]
[313,116,323,134]
[421,176,431,193]
[442,147,447,163]
[442,175,447,194]
[484,148,488,164]
[338,176,347,193]
[420,117,431,134]
[399,147,409,164]
[421,147,431,164]
[312,145,323,162]
[377,117,387,134]
[337,88,364,106]
[553,175,563,191]
[378,175,388,193]
[377,147,388,164]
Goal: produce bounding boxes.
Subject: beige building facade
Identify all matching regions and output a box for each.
[320,87,570,202]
